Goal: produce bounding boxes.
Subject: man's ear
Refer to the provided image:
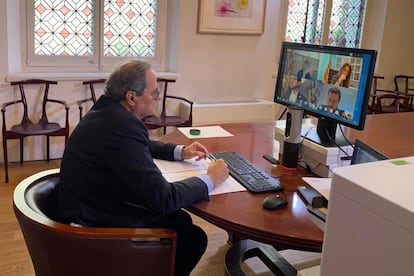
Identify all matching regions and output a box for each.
[124,91,136,105]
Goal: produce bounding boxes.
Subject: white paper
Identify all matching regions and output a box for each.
[177,126,233,139]
[154,157,246,195]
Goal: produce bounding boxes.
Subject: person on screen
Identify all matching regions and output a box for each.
[283,75,308,104]
[54,60,229,276]
[331,62,352,87]
[318,86,345,117]
[296,60,312,82]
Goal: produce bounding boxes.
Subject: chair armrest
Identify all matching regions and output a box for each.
[67,225,177,240]
[1,100,23,113]
[225,239,297,276]
[76,98,94,107]
[47,99,69,110]
[166,95,193,105]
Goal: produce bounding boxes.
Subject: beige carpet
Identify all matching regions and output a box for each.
[191,231,321,276]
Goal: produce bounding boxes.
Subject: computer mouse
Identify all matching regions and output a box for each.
[262,194,288,210]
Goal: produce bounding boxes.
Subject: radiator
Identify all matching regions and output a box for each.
[180,99,277,126]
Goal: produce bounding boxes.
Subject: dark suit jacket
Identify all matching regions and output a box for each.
[284,87,308,104]
[55,95,209,227]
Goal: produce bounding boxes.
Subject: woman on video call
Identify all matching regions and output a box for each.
[331,63,352,88]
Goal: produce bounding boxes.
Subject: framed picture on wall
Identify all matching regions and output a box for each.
[197,0,266,35]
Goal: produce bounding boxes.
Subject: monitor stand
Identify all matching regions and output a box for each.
[302,118,353,147]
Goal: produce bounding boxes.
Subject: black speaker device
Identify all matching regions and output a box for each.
[282,106,303,170]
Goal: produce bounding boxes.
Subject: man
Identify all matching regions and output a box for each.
[318,86,345,116]
[283,75,308,104]
[296,60,312,82]
[55,60,229,275]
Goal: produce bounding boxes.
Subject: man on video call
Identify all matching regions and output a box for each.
[318,86,346,117]
[284,75,308,104]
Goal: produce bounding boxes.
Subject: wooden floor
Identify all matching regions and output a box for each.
[0,159,234,276]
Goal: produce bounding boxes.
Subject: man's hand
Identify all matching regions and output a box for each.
[207,159,229,187]
[182,142,208,160]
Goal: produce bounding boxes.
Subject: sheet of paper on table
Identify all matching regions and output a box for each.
[154,158,246,195]
[177,126,233,139]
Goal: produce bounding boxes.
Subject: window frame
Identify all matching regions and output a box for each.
[281,0,366,48]
[25,0,167,71]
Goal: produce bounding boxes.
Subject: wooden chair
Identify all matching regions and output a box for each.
[368,75,386,114]
[77,79,106,121]
[1,79,69,183]
[13,169,177,276]
[394,75,414,110]
[375,93,413,113]
[142,78,193,134]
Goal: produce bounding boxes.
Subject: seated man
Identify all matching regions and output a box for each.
[317,86,346,117]
[283,75,308,105]
[54,60,229,276]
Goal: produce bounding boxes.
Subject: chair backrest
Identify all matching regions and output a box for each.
[375,93,412,113]
[394,75,414,94]
[371,75,387,94]
[9,79,59,124]
[78,79,106,120]
[142,78,193,134]
[13,169,177,276]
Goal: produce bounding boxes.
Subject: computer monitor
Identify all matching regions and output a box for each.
[351,139,389,165]
[274,42,377,146]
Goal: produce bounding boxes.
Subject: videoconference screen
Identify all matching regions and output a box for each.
[274,42,377,130]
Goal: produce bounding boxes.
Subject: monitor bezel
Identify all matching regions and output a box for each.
[274,42,377,131]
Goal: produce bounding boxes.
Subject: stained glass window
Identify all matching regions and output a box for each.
[34,1,94,56]
[33,0,158,58]
[285,0,366,48]
[285,0,325,44]
[328,0,366,48]
[103,0,157,57]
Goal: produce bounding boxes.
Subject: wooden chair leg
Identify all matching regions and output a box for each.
[19,138,24,164]
[3,138,8,183]
[46,136,50,161]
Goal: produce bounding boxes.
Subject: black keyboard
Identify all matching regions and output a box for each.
[208,151,283,193]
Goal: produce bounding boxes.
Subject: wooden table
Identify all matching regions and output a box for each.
[160,112,414,252]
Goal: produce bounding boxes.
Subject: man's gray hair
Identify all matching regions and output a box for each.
[105,60,151,101]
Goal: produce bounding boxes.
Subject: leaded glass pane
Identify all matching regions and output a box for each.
[103,0,157,57]
[34,0,94,56]
[327,0,366,47]
[285,0,325,44]
[285,0,365,48]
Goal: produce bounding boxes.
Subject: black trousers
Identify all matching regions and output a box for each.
[149,210,208,276]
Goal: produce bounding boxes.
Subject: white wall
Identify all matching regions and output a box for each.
[165,0,284,104]
[0,0,413,163]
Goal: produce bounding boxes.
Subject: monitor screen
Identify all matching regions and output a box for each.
[351,139,388,165]
[274,42,377,146]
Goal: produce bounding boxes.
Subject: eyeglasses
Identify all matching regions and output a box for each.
[142,88,160,99]
[151,88,160,99]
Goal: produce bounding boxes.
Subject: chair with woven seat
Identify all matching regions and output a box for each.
[142,78,193,135]
[1,79,69,183]
[77,79,106,121]
[13,169,177,276]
